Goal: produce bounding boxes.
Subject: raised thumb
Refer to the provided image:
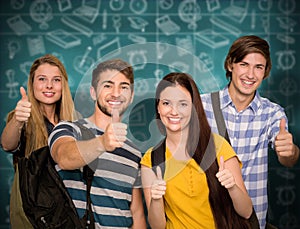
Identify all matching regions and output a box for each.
[279,118,286,133]
[111,108,120,123]
[20,87,28,101]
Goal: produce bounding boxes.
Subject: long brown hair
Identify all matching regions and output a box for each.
[7,54,76,157]
[155,72,251,229]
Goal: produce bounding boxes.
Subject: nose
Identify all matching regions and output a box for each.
[246,66,255,79]
[46,79,53,89]
[170,104,179,115]
[112,86,121,97]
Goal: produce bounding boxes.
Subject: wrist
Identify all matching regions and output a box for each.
[292,145,300,162]
[13,115,24,133]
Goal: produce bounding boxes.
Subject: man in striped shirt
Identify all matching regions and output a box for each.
[49,59,146,228]
[201,35,299,229]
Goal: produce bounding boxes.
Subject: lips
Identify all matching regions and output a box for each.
[108,100,122,107]
[168,117,181,123]
[43,92,55,97]
[242,80,255,85]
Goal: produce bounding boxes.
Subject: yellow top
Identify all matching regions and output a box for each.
[141,134,241,229]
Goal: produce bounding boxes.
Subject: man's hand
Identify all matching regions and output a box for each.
[101,108,127,152]
[275,118,294,158]
[275,118,299,167]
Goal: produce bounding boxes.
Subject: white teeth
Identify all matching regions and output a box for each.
[169,117,180,122]
[243,80,253,85]
[109,101,121,105]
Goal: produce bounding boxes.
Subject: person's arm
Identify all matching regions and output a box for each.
[141,165,166,229]
[130,188,147,229]
[1,87,31,151]
[275,119,299,167]
[216,156,253,219]
[51,121,127,170]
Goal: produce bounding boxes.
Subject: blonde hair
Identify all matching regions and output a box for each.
[7,54,76,157]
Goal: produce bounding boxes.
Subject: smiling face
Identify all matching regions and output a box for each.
[91,69,134,118]
[228,53,266,99]
[32,63,62,106]
[157,84,192,134]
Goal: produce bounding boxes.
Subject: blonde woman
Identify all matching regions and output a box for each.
[0,54,77,228]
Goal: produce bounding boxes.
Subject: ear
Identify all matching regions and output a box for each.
[90,86,97,101]
[129,91,134,104]
[227,63,233,72]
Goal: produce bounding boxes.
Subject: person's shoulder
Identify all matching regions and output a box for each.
[258,95,284,111]
[212,133,232,152]
[212,133,229,147]
[140,147,154,167]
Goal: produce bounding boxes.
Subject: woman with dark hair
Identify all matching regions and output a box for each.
[141,72,254,229]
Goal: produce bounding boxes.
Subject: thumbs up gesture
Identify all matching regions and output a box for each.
[275,118,294,158]
[216,156,236,189]
[151,166,166,200]
[14,87,31,123]
[102,108,128,152]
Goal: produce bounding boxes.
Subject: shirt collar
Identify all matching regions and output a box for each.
[221,85,262,114]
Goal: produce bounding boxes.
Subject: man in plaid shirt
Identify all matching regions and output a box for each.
[201,35,299,229]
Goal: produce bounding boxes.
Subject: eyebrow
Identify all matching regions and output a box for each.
[101,80,130,86]
[240,61,265,68]
[160,98,190,102]
[35,74,62,78]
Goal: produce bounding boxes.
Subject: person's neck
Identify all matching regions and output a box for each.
[166,130,190,160]
[88,110,119,130]
[228,85,255,112]
[40,104,58,125]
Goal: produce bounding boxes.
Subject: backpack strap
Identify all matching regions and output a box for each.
[75,123,96,229]
[151,138,166,176]
[211,91,231,144]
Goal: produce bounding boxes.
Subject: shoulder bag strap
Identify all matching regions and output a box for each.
[211,91,231,144]
[151,138,166,176]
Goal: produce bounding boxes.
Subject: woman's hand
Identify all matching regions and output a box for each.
[151,167,166,199]
[216,156,236,189]
[14,87,31,123]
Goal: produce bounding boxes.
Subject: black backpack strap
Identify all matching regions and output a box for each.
[211,91,231,144]
[75,122,96,229]
[151,138,166,176]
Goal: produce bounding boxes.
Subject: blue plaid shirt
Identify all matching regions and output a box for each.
[201,86,287,229]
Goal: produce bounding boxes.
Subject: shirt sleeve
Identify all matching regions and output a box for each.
[268,105,287,149]
[213,133,242,168]
[140,148,153,168]
[48,121,81,152]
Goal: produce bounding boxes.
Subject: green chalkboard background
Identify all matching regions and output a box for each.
[0,0,299,228]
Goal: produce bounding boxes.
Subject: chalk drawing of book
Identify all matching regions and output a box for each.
[195,29,229,48]
[72,0,100,24]
[221,0,249,23]
[155,15,180,36]
[46,29,81,49]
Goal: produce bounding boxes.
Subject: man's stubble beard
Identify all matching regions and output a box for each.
[96,100,126,117]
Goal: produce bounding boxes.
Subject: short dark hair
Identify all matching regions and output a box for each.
[91,59,134,89]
